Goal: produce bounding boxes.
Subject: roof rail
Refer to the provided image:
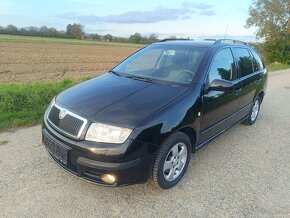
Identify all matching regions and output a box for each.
[158,38,190,42]
[214,39,248,45]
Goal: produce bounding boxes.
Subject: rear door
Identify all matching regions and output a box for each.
[233,47,264,117]
[199,47,241,143]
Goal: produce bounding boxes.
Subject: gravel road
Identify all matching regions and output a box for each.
[1,69,290,217]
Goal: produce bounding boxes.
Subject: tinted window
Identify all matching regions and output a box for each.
[251,50,264,71]
[113,44,208,85]
[234,48,253,77]
[208,48,235,83]
[162,49,203,68]
[124,48,163,72]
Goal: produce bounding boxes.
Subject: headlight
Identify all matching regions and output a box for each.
[85,123,132,144]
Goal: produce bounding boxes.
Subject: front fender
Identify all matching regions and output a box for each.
[131,86,202,151]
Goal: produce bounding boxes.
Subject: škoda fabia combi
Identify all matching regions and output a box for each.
[42,39,267,189]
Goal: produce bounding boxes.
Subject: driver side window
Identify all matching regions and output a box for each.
[208,48,235,84]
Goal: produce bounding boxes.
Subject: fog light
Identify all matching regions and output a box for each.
[101,174,116,184]
[89,148,98,153]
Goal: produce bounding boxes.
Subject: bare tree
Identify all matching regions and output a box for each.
[5,24,18,34]
[147,33,159,43]
[66,23,84,39]
[39,26,49,36]
[104,34,113,41]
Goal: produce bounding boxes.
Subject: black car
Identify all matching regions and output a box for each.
[42,39,268,189]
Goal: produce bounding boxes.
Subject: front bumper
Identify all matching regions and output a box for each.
[42,120,157,187]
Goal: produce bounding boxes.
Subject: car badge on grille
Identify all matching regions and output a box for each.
[59,109,67,119]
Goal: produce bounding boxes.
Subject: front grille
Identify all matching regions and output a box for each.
[48,105,61,124]
[47,104,87,139]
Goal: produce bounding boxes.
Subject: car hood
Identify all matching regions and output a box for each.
[56,73,188,128]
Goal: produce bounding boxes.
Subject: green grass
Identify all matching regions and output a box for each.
[267,63,290,72]
[0,140,9,146]
[0,34,143,48]
[0,79,78,131]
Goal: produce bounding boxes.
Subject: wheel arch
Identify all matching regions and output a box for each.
[258,91,265,103]
[178,127,197,152]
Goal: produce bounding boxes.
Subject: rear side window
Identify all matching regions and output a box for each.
[251,50,264,71]
[208,48,235,83]
[234,48,253,77]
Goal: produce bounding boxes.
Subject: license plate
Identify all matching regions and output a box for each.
[43,133,69,165]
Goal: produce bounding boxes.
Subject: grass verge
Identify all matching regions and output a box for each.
[0,79,77,131]
[267,63,290,72]
[0,140,9,146]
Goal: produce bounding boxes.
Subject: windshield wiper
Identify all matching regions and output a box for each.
[108,70,121,76]
[126,75,155,83]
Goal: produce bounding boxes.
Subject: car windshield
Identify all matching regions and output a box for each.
[112,44,208,85]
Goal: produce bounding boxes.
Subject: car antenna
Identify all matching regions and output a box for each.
[224,24,229,39]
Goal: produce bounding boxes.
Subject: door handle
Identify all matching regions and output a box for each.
[234,88,241,95]
[256,78,262,84]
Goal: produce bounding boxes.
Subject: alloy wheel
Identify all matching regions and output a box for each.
[163,142,188,181]
[251,99,260,122]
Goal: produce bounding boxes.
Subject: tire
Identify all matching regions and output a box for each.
[151,132,191,189]
[243,96,261,125]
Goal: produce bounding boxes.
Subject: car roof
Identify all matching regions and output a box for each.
[155,39,250,48]
[156,40,215,47]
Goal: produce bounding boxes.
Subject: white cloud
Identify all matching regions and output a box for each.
[200,10,216,16]
[57,1,217,24]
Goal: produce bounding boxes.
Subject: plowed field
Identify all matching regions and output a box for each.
[0,36,141,83]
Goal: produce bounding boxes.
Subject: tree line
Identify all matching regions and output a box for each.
[1,0,289,66]
[0,23,159,44]
[0,24,73,39]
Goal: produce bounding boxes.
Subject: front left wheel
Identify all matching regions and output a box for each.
[151,132,191,189]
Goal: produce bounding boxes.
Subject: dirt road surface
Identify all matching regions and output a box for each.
[0,69,290,217]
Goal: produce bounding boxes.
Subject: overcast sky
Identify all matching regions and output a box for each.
[0,0,257,41]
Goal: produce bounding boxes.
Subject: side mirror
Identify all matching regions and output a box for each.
[208,79,234,92]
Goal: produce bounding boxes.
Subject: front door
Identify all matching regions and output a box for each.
[199,48,241,144]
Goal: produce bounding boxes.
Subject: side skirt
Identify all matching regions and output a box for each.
[195,115,248,150]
